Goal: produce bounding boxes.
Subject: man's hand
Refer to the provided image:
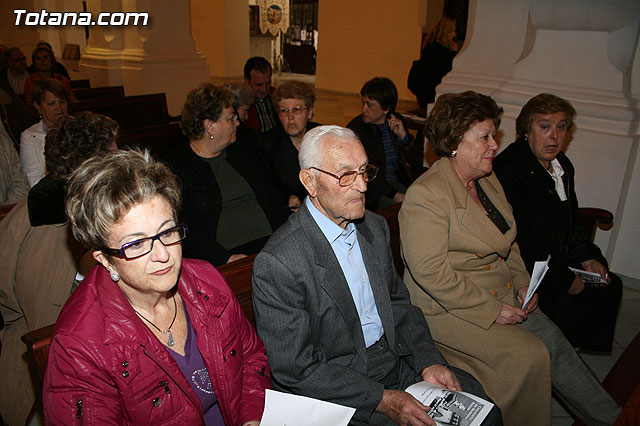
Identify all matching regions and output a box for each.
[377,390,435,426]
[420,365,461,391]
[568,274,586,295]
[496,302,527,325]
[387,115,407,140]
[582,259,611,285]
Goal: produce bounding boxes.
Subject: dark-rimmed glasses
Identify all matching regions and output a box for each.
[101,225,188,260]
[310,165,378,187]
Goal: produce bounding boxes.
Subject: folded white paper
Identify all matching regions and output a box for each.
[569,267,607,284]
[522,256,550,310]
[260,389,356,426]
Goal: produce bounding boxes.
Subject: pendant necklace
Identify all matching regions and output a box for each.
[131,294,178,347]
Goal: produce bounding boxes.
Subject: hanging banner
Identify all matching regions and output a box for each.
[258,0,289,36]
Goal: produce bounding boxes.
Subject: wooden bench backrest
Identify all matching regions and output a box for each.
[116,123,187,158]
[73,86,125,101]
[73,94,169,131]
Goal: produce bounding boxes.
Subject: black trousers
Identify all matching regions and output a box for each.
[543,271,622,352]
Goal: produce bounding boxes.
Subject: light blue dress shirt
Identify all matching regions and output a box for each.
[305,197,384,347]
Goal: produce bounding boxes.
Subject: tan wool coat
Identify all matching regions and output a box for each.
[0,198,84,425]
[399,158,552,426]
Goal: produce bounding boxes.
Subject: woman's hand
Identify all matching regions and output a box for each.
[568,275,586,295]
[516,286,538,314]
[496,302,527,325]
[387,115,408,140]
[582,259,611,285]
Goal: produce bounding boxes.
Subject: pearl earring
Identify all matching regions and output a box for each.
[451,150,457,157]
[110,272,120,282]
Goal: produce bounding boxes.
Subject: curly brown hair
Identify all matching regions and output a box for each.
[65,149,181,250]
[180,83,233,140]
[425,91,503,157]
[44,111,118,181]
[516,93,576,137]
[273,81,316,109]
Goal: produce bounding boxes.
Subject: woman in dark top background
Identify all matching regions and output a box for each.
[165,83,288,266]
[494,93,622,353]
[260,80,320,211]
[408,17,458,108]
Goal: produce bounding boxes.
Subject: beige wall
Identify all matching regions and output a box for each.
[191,0,227,77]
[191,0,249,79]
[315,0,423,101]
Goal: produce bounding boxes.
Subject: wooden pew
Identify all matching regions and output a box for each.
[117,123,187,159]
[73,86,125,101]
[70,79,90,89]
[72,93,169,131]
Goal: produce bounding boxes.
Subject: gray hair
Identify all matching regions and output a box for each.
[65,149,181,250]
[298,125,358,169]
[222,81,255,108]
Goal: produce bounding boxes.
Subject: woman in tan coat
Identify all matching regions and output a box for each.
[399,91,619,426]
[0,112,117,424]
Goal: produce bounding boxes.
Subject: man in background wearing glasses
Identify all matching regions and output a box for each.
[252,125,500,426]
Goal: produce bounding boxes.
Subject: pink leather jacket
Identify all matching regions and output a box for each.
[43,258,270,425]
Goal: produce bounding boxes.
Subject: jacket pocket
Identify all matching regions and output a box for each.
[121,376,190,425]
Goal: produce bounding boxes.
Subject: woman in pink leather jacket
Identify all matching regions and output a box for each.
[43,149,270,425]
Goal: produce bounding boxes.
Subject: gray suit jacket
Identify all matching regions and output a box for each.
[252,203,447,424]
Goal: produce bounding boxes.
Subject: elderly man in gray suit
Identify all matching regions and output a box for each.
[252,125,501,426]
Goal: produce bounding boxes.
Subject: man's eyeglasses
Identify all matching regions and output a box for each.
[310,165,378,187]
[278,106,307,117]
[101,225,188,260]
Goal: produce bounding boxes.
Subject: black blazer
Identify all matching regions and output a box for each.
[494,137,604,300]
[347,114,414,205]
[260,121,320,200]
[164,139,289,266]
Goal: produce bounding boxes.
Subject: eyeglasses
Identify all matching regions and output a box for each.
[310,165,378,187]
[101,225,188,260]
[278,106,307,117]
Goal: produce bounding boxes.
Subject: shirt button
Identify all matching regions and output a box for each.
[122,370,129,377]
[507,281,513,289]
[230,349,236,357]
[121,361,128,367]
[153,398,161,407]
[491,290,498,297]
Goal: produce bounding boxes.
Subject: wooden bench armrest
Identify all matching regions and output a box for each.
[578,207,614,242]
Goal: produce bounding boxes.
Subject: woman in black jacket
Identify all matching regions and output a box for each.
[165,84,288,266]
[494,93,622,352]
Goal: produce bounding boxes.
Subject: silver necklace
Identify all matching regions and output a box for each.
[131,295,178,347]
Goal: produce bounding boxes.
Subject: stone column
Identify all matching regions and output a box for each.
[80,0,210,115]
[436,0,640,278]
